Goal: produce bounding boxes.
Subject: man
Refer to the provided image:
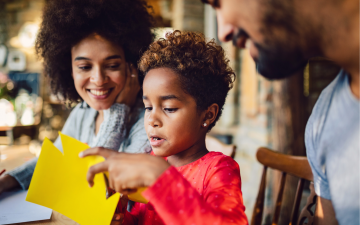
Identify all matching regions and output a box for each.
[201,0,359,224]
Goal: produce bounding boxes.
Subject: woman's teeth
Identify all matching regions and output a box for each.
[153,137,161,140]
[89,90,109,96]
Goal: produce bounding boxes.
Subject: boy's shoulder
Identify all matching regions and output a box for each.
[202,152,239,170]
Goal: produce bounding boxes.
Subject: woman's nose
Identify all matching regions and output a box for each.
[90,67,108,86]
[217,12,235,42]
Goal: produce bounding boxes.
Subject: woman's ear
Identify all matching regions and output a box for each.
[202,103,219,128]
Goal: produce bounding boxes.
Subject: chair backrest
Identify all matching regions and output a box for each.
[251,147,317,225]
[205,135,236,158]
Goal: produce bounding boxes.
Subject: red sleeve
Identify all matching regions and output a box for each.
[142,158,248,225]
[117,197,141,225]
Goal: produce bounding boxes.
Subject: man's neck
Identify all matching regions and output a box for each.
[319,0,359,98]
[349,72,360,99]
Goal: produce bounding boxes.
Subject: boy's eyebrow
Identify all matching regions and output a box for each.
[160,95,181,101]
[142,95,181,101]
[74,56,91,61]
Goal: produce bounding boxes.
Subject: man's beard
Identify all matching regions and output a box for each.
[254,41,309,79]
[233,29,309,80]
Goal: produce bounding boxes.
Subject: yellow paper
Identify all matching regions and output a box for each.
[87,154,149,204]
[128,187,148,204]
[26,133,120,225]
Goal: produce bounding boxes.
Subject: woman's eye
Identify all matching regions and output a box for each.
[79,66,91,70]
[108,64,120,69]
[79,65,91,70]
[164,108,178,113]
[145,107,152,111]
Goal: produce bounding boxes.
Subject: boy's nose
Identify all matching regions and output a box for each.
[217,12,235,42]
[148,112,162,128]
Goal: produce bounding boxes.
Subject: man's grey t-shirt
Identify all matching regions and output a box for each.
[305,70,359,225]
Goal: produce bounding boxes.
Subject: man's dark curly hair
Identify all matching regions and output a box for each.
[139,30,235,130]
[36,0,154,103]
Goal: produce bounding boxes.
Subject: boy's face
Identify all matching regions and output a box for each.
[142,68,204,157]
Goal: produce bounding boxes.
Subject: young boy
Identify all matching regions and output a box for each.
[82,30,248,225]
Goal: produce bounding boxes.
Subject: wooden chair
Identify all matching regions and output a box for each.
[205,135,236,158]
[251,147,317,225]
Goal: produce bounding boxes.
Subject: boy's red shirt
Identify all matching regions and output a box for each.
[121,151,248,225]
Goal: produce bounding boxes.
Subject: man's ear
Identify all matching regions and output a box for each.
[202,103,219,128]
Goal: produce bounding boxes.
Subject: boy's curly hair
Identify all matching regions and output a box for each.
[36,0,154,103]
[139,30,235,130]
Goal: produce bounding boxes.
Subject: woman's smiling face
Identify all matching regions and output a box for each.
[71,34,127,110]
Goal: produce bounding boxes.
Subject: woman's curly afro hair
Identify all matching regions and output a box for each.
[36,0,154,103]
[139,30,235,130]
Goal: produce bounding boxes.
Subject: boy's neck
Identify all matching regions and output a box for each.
[167,137,209,168]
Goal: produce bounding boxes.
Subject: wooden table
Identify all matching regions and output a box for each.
[1,145,122,225]
[11,211,122,225]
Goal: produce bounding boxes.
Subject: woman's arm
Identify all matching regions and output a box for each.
[1,105,82,191]
[92,103,130,150]
[120,116,151,154]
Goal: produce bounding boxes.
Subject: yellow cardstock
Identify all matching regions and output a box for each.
[26,133,120,225]
[87,156,149,204]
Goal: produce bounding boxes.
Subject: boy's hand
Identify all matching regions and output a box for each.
[79,147,170,195]
[115,63,140,108]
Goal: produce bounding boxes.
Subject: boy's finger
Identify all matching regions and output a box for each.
[87,161,109,187]
[121,188,138,195]
[79,147,116,158]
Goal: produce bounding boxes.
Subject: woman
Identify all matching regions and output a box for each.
[0,0,153,194]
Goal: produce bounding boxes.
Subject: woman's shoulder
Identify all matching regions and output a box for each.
[67,102,96,120]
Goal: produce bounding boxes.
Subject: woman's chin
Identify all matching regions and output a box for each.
[86,101,113,111]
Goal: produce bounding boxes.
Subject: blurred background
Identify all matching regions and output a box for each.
[0,0,341,224]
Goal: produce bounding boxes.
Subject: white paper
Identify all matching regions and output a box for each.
[0,190,52,224]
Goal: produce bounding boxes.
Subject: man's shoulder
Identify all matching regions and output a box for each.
[306,71,346,134]
[311,71,345,115]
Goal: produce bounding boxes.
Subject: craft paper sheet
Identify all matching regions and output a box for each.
[0,190,52,224]
[26,133,121,225]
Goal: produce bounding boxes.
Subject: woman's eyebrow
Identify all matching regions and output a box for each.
[74,55,122,61]
[105,55,122,60]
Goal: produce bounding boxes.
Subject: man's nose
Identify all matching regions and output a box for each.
[90,67,108,86]
[217,12,235,42]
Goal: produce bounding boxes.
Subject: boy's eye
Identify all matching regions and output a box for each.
[145,107,152,111]
[164,108,178,113]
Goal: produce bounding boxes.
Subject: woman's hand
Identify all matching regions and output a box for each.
[115,63,141,108]
[79,147,170,195]
[0,174,21,195]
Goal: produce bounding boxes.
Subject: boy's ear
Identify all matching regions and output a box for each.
[202,103,219,127]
